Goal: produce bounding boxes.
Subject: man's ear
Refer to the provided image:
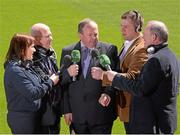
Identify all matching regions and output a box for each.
[79,31,85,38]
[34,36,41,44]
[152,33,158,41]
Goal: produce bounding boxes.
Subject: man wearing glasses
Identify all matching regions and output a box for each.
[31,23,61,134]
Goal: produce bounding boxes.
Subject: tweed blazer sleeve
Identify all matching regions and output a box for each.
[103,37,148,85]
[120,43,147,79]
[102,36,148,122]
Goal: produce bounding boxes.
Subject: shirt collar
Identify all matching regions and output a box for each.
[124,34,141,47]
[80,41,95,51]
[80,41,86,48]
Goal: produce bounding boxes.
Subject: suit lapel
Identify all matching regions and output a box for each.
[119,44,125,56]
[120,37,141,68]
[74,41,81,52]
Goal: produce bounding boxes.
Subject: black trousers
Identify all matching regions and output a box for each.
[124,122,156,134]
[40,117,60,134]
[40,124,60,134]
[70,121,113,134]
[7,112,41,134]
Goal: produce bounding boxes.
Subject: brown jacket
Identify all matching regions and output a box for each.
[103,36,148,122]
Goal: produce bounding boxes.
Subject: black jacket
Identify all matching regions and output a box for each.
[4,60,53,133]
[33,46,62,125]
[4,60,53,112]
[60,41,118,125]
[112,45,179,134]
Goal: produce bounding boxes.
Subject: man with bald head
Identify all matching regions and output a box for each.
[104,20,179,134]
[31,23,61,134]
[60,18,118,134]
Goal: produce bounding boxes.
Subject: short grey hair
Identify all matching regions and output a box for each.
[148,20,168,43]
[31,23,50,37]
[78,18,98,33]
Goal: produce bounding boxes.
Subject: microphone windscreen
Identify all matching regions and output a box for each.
[59,55,72,72]
[62,55,72,67]
[71,50,80,63]
[99,54,111,68]
[91,48,100,58]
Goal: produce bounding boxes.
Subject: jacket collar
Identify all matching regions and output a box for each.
[120,36,143,67]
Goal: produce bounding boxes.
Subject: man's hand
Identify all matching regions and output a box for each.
[106,71,118,82]
[50,74,59,85]
[91,67,104,80]
[64,113,72,125]
[67,64,79,77]
[98,93,111,107]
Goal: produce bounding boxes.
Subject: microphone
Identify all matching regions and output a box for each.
[71,50,81,81]
[91,48,101,66]
[58,55,72,74]
[91,48,100,59]
[99,54,111,71]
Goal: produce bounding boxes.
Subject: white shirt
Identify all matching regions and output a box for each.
[119,35,141,61]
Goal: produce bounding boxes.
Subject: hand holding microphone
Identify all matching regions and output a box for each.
[91,67,104,80]
[99,54,118,82]
[91,48,103,80]
[99,54,111,71]
[90,49,111,71]
[91,54,111,80]
[67,64,79,78]
[70,50,80,81]
[58,55,72,74]
[54,55,72,82]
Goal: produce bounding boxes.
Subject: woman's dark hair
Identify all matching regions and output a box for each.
[4,33,35,65]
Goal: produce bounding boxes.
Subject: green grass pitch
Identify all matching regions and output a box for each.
[0,0,180,133]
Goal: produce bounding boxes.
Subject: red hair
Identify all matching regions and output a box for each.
[5,33,35,62]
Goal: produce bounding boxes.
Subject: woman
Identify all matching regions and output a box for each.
[4,34,59,134]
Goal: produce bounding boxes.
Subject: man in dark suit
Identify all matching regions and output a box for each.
[105,20,179,134]
[60,18,118,134]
